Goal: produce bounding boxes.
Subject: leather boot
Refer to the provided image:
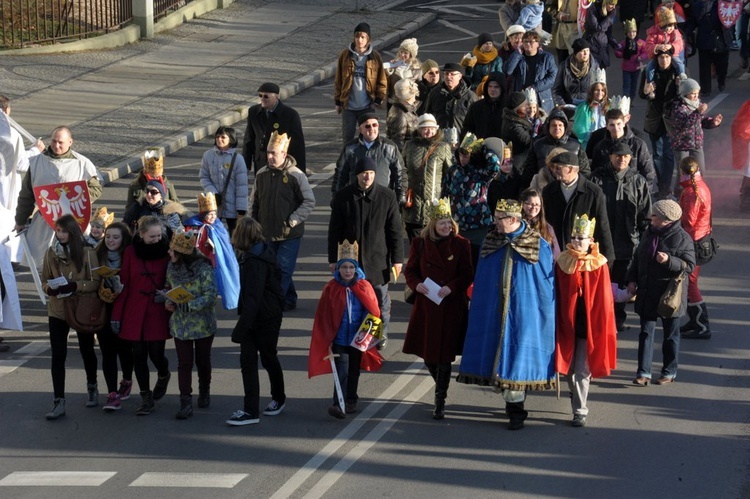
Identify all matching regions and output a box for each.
[506,402,528,430]
[176,396,193,420]
[197,387,210,409]
[682,302,711,339]
[152,372,171,401]
[432,363,451,420]
[425,363,438,382]
[680,304,700,333]
[136,390,155,416]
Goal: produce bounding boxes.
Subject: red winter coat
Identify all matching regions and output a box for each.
[679,174,712,241]
[111,237,171,342]
[403,234,474,364]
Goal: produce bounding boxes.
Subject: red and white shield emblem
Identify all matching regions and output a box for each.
[719,0,742,28]
[33,180,92,232]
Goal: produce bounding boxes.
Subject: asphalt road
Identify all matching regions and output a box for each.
[2,1,749,498]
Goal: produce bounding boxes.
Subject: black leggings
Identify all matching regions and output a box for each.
[49,316,98,398]
[131,340,169,392]
[97,323,134,393]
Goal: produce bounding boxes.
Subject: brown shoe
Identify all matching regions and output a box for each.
[655,377,675,385]
[632,377,650,386]
[328,405,345,420]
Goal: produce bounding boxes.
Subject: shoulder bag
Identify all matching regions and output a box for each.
[657,262,686,319]
[64,252,107,333]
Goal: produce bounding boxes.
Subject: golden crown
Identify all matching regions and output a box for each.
[268,131,290,153]
[658,6,676,26]
[623,18,637,32]
[429,198,452,220]
[337,240,359,261]
[495,199,522,217]
[91,206,114,228]
[572,214,596,239]
[198,192,218,213]
[170,229,197,255]
[143,149,164,176]
[459,132,482,153]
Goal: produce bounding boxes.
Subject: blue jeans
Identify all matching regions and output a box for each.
[341,107,372,144]
[269,237,301,307]
[649,132,674,194]
[622,70,640,99]
[738,11,749,60]
[637,317,680,379]
[646,57,685,82]
[331,343,362,407]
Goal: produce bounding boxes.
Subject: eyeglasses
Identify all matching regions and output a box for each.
[258,93,272,99]
[145,189,160,195]
[523,40,539,45]
[363,123,379,129]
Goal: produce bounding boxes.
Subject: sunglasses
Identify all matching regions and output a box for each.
[258,93,272,99]
[363,123,379,129]
[145,189,160,195]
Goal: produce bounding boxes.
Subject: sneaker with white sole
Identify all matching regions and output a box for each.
[117,379,133,401]
[103,392,121,411]
[263,400,285,416]
[226,410,259,426]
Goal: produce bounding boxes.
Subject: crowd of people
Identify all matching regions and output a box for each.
[0,0,748,430]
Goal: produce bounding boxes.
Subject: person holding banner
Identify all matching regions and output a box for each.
[403,199,473,420]
[308,241,382,420]
[14,126,101,270]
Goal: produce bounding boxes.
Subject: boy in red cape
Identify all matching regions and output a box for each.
[308,240,382,419]
[555,214,617,428]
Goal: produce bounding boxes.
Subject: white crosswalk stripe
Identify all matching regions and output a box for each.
[129,473,248,488]
[0,471,116,487]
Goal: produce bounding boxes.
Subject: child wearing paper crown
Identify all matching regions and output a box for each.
[183,192,240,310]
[554,214,617,428]
[85,206,114,247]
[308,240,383,420]
[614,19,648,99]
[165,229,217,420]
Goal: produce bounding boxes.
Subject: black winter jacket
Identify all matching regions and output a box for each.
[590,125,656,186]
[425,79,478,131]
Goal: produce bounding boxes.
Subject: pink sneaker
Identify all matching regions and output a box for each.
[117,379,132,400]
[103,392,121,411]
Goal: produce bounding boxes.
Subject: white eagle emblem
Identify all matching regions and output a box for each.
[33,180,92,232]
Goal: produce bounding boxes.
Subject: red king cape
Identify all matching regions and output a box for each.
[308,279,383,378]
[555,244,618,378]
[732,100,750,170]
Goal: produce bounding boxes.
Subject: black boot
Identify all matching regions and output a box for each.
[680,304,700,333]
[432,364,451,420]
[506,402,528,430]
[425,363,438,381]
[740,176,750,213]
[136,390,155,416]
[197,387,210,409]
[682,302,711,339]
[176,396,193,420]
[152,371,171,401]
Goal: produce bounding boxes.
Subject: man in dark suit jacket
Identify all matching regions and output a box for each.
[242,82,306,173]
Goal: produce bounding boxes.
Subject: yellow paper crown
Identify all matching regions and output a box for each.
[268,131,290,153]
[459,132,483,154]
[495,199,522,217]
[143,149,164,177]
[170,229,197,255]
[337,240,359,261]
[429,198,452,220]
[623,18,637,32]
[198,192,218,213]
[572,214,596,238]
[658,6,676,26]
[91,206,114,228]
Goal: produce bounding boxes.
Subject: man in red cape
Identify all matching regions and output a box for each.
[555,214,617,427]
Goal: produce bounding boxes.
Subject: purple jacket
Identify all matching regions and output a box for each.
[665,98,720,151]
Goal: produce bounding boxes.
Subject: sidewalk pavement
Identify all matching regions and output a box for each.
[2,0,435,184]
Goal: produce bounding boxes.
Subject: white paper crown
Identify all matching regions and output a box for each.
[523,87,538,106]
[592,68,607,87]
[609,95,631,115]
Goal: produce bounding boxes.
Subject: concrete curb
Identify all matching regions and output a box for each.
[98,10,437,186]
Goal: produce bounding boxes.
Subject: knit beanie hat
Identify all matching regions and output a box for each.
[652,199,682,222]
[506,25,525,38]
[399,38,419,58]
[477,32,494,46]
[146,179,167,199]
[417,113,438,128]
[571,38,591,55]
[354,157,377,175]
[421,59,439,74]
[354,22,371,37]
[679,78,701,97]
[507,92,527,111]
[394,79,419,101]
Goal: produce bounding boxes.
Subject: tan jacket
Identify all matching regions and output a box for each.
[334,46,387,109]
[42,246,101,321]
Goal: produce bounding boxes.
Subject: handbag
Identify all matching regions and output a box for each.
[657,265,686,319]
[63,252,107,334]
[694,232,718,266]
[217,151,238,217]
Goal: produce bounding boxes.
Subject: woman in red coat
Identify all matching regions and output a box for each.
[678,156,712,338]
[111,216,172,415]
[403,198,473,419]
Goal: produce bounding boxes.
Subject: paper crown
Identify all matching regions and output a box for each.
[429,198,452,220]
[337,240,359,261]
[592,68,607,87]
[658,6,677,26]
[198,192,218,213]
[143,149,163,176]
[623,18,637,32]
[268,131,290,153]
[495,199,522,217]
[91,206,114,228]
[572,214,596,239]
[523,87,538,106]
[170,229,197,255]
[609,95,631,115]
[459,132,483,153]
[503,143,513,161]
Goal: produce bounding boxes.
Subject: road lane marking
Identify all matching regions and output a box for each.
[0,341,49,378]
[707,93,728,111]
[270,361,426,499]
[130,473,248,488]
[0,471,115,486]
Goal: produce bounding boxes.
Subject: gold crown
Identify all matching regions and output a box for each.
[495,199,522,217]
[459,132,482,153]
[658,6,676,26]
[143,149,164,177]
[623,18,637,32]
[91,206,114,228]
[268,131,290,153]
[572,214,596,238]
[429,198,452,220]
[337,240,359,261]
[170,229,197,255]
[198,192,218,213]
[503,143,513,161]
